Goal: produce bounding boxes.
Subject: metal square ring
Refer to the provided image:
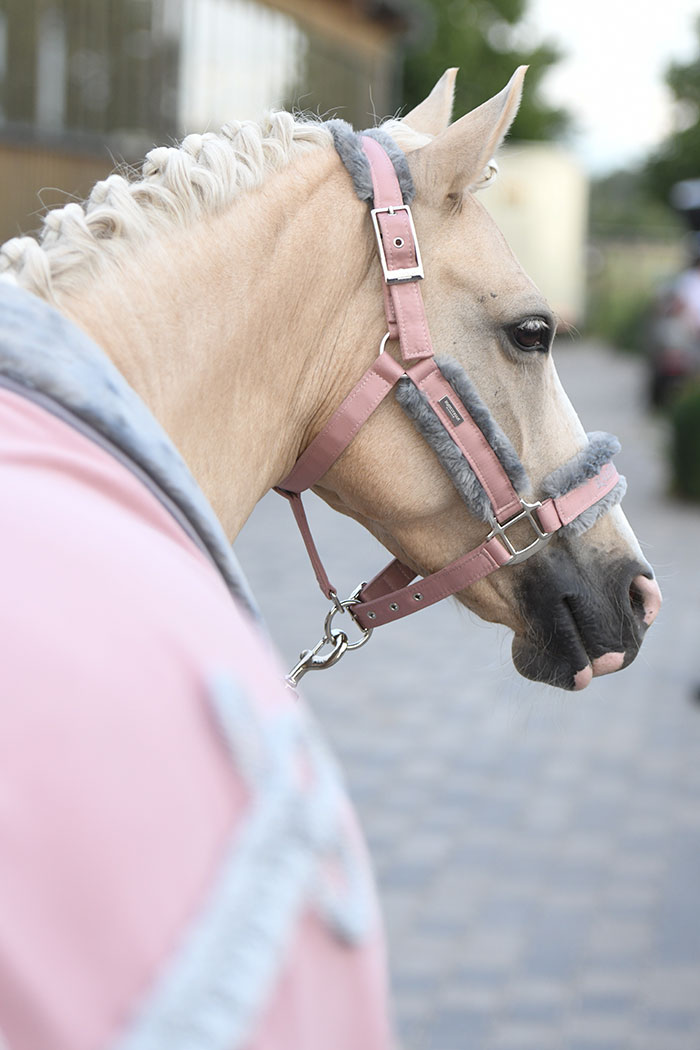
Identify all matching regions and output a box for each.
[487,500,553,566]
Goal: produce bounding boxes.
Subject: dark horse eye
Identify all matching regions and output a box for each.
[508,318,551,353]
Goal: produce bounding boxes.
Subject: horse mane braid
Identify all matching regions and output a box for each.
[0,113,333,304]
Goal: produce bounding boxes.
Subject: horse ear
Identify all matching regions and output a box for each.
[410,67,527,197]
[401,68,458,136]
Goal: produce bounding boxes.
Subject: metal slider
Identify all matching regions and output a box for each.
[370,204,424,284]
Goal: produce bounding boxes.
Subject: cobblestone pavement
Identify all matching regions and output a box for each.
[236,341,700,1050]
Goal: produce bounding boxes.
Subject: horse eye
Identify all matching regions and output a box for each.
[507,318,551,353]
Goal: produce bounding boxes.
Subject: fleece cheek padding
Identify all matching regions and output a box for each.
[395,358,626,534]
[540,431,627,537]
[395,357,530,524]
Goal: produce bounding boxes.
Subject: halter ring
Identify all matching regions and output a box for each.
[487,499,553,566]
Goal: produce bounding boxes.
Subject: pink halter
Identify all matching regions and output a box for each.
[276,136,621,683]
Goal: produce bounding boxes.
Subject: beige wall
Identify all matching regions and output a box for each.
[482,144,589,327]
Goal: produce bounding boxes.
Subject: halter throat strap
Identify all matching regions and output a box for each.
[275,133,622,640]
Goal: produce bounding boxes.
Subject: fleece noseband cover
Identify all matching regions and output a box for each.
[396,356,626,537]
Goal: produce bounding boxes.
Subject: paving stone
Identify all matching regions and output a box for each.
[566,1012,633,1043]
[489,1021,564,1050]
[424,1005,494,1049]
[565,1042,629,1050]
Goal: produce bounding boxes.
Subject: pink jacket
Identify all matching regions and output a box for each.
[0,349,394,1050]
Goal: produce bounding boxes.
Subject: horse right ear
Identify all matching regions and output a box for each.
[401,69,458,137]
[409,67,526,198]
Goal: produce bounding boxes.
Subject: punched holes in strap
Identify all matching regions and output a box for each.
[354,537,511,629]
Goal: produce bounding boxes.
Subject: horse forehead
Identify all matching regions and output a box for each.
[418,192,540,301]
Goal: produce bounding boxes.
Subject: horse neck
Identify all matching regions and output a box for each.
[61,148,381,538]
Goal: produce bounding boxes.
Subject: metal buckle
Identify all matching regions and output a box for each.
[487,500,552,566]
[370,205,424,284]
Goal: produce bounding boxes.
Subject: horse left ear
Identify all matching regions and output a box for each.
[410,66,527,198]
[401,68,459,136]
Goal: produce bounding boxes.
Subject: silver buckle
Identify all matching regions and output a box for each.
[487,500,552,566]
[370,204,424,284]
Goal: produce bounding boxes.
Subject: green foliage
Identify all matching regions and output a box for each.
[590,170,681,240]
[645,17,700,205]
[585,288,650,354]
[402,0,569,139]
[586,171,682,353]
[670,382,700,501]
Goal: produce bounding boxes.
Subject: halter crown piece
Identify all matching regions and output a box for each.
[276,130,625,686]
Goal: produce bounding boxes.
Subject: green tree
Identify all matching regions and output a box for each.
[402,0,569,140]
[646,17,700,204]
[590,170,680,239]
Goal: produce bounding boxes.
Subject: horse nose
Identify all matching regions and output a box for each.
[630,574,662,627]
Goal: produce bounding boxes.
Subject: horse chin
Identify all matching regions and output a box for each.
[511,633,631,692]
[509,547,658,692]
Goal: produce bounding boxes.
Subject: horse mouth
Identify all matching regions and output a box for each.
[510,552,659,692]
[511,603,627,691]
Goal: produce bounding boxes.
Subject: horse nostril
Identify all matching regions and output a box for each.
[630,574,662,627]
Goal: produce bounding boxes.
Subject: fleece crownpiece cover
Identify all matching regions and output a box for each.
[325,120,415,205]
[396,357,626,537]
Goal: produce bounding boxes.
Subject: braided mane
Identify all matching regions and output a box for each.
[0,113,333,305]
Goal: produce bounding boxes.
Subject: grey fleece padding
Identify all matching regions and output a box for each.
[396,358,626,534]
[541,431,627,536]
[395,356,530,523]
[325,120,415,205]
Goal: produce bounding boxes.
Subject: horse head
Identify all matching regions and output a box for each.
[312,68,661,690]
[0,68,660,692]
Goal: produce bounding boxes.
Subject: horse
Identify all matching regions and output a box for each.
[0,67,661,1050]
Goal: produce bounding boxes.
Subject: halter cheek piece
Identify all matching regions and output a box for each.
[276,130,625,686]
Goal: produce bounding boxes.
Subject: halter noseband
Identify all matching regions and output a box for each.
[276,132,624,685]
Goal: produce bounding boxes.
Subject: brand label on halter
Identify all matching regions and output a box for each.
[438,396,464,426]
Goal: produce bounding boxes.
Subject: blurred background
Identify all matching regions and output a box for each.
[2,1,700,1048]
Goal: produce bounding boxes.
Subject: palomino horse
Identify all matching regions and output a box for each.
[0,69,660,1050]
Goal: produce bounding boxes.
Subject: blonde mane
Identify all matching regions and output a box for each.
[0,112,333,305]
[0,106,495,307]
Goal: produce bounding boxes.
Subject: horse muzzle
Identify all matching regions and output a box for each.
[510,548,662,691]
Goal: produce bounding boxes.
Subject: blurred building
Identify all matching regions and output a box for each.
[482,143,589,329]
[0,0,410,242]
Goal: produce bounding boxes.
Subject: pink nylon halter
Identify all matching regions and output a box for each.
[275,135,620,646]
